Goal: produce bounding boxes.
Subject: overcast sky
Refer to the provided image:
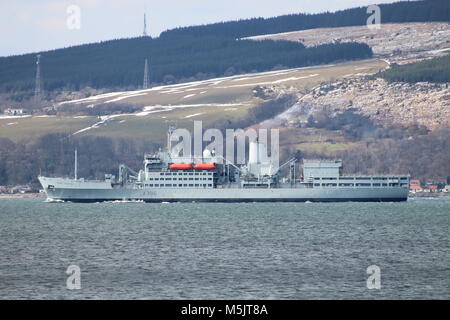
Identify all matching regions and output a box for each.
[0,0,400,57]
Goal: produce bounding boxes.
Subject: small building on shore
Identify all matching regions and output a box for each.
[409,179,423,193]
[4,108,26,116]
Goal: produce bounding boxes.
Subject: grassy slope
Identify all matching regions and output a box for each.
[0,59,386,156]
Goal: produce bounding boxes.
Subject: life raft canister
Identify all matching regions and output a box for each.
[193,163,216,170]
[169,163,193,170]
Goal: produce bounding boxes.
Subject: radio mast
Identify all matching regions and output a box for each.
[143,13,148,37]
[34,54,42,106]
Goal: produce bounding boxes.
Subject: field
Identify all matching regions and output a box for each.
[0,59,386,148]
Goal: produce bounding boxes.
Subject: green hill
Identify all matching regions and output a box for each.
[2,0,448,100]
[0,38,371,98]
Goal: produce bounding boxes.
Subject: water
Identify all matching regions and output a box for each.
[0,197,449,299]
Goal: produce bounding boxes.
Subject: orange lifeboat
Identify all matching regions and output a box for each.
[169,163,193,170]
[194,163,216,170]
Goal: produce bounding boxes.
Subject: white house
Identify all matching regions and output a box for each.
[4,108,26,116]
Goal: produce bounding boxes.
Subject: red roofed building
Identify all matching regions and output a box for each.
[409,179,423,193]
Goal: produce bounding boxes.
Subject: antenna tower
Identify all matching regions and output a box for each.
[34,54,42,105]
[143,13,148,37]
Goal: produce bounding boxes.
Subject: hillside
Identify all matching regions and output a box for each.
[265,75,449,130]
[245,22,450,62]
[0,59,386,142]
[1,0,450,109]
[0,37,371,105]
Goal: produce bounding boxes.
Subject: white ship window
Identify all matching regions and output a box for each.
[149,184,153,187]
[183,184,187,187]
[179,184,182,187]
[314,184,321,186]
[373,183,381,187]
[208,184,212,187]
[165,184,171,187]
[155,184,159,187]
[189,184,194,187]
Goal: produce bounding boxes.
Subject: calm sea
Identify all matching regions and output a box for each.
[0,197,449,299]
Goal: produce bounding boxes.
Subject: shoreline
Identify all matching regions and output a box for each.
[0,193,46,199]
[409,193,450,198]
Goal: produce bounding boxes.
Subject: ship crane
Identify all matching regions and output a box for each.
[272,158,297,176]
[269,158,297,186]
[118,165,138,184]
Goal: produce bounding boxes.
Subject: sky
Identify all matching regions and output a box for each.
[0,0,400,57]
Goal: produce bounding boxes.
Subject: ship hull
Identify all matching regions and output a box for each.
[39,177,409,203]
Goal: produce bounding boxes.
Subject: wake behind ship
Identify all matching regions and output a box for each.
[39,131,409,203]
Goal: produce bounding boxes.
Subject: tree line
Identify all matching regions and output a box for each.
[377,54,450,83]
[0,134,159,187]
[161,0,450,39]
[337,128,450,182]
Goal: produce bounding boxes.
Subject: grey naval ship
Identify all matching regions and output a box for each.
[39,133,410,203]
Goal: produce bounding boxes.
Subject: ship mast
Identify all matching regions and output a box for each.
[167,125,176,154]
